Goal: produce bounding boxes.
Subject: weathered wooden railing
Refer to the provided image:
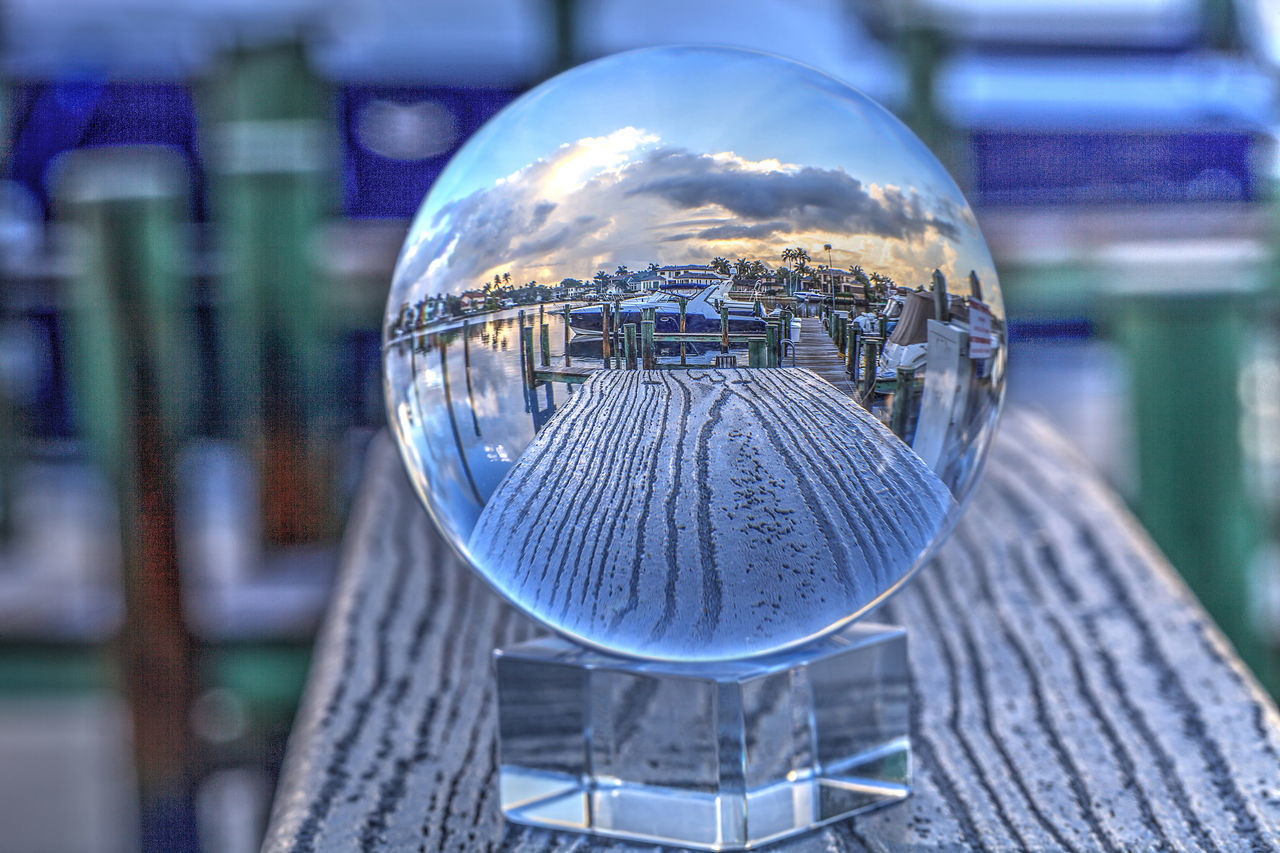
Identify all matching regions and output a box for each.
[263,410,1280,852]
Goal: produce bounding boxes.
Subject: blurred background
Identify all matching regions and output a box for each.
[0,0,1278,850]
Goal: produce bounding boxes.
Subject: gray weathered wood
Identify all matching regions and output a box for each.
[469,368,952,660]
[263,413,1280,852]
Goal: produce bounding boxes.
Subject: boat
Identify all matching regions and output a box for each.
[879,290,932,377]
[793,290,827,302]
[568,282,767,335]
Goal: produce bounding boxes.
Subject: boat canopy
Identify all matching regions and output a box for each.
[887,291,934,346]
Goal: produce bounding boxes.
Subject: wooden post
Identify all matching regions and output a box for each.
[720,303,730,353]
[861,338,880,399]
[522,324,537,389]
[517,309,527,383]
[624,323,637,370]
[641,319,655,369]
[600,301,610,368]
[462,320,480,436]
[890,367,917,439]
[540,322,551,367]
[614,299,623,369]
[969,270,983,302]
[766,323,779,368]
[679,298,688,365]
[932,268,950,323]
[846,324,859,377]
[748,339,766,367]
[562,307,571,366]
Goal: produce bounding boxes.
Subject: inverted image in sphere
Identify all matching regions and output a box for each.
[384,46,1005,661]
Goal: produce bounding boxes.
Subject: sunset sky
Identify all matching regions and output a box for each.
[393,46,1002,314]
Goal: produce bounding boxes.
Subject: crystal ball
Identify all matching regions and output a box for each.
[384,46,1005,661]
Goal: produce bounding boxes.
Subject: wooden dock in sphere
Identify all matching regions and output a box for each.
[469,367,954,659]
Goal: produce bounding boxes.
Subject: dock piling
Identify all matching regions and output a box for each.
[861,338,880,400]
[624,323,637,370]
[614,300,623,369]
[562,307,571,366]
[846,324,859,377]
[641,319,655,369]
[679,299,688,366]
[522,324,537,390]
[890,367,917,439]
[540,322,551,367]
[600,302,611,368]
[932,269,950,323]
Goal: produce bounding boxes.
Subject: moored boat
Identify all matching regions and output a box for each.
[568,282,767,335]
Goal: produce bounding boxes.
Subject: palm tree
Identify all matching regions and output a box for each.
[615,264,631,277]
[749,260,766,279]
[648,262,660,272]
[851,265,871,302]
[710,256,732,275]
[795,260,813,291]
[502,272,511,288]
[780,248,796,294]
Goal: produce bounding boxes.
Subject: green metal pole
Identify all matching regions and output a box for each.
[1113,280,1268,688]
[203,38,337,546]
[54,146,198,850]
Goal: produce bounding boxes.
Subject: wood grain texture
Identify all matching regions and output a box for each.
[469,368,953,660]
[263,413,1280,853]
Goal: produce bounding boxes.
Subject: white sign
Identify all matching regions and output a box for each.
[914,320,967,471]
[968,300,994,359]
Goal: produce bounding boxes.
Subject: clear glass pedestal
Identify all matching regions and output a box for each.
[495,623,910,850]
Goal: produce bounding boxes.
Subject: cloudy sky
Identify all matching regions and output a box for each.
[393,46,1001,312]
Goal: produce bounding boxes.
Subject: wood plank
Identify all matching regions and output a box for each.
[792,318,859,396]
[531,365,593,385]
[263,414,1280,853]
[471,367,952,659]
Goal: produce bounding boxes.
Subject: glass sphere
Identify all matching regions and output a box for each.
[384,46,1005,661]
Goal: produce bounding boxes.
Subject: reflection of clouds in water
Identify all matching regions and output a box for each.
[396,126,992,297]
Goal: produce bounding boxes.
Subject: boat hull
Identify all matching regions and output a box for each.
[568,304,765,336]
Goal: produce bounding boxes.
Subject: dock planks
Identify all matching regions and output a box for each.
[792,317,860,396]
[264,415,1280,853]
[468,367,953,659]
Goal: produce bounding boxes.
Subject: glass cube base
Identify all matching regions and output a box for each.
[495,623,910,850]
